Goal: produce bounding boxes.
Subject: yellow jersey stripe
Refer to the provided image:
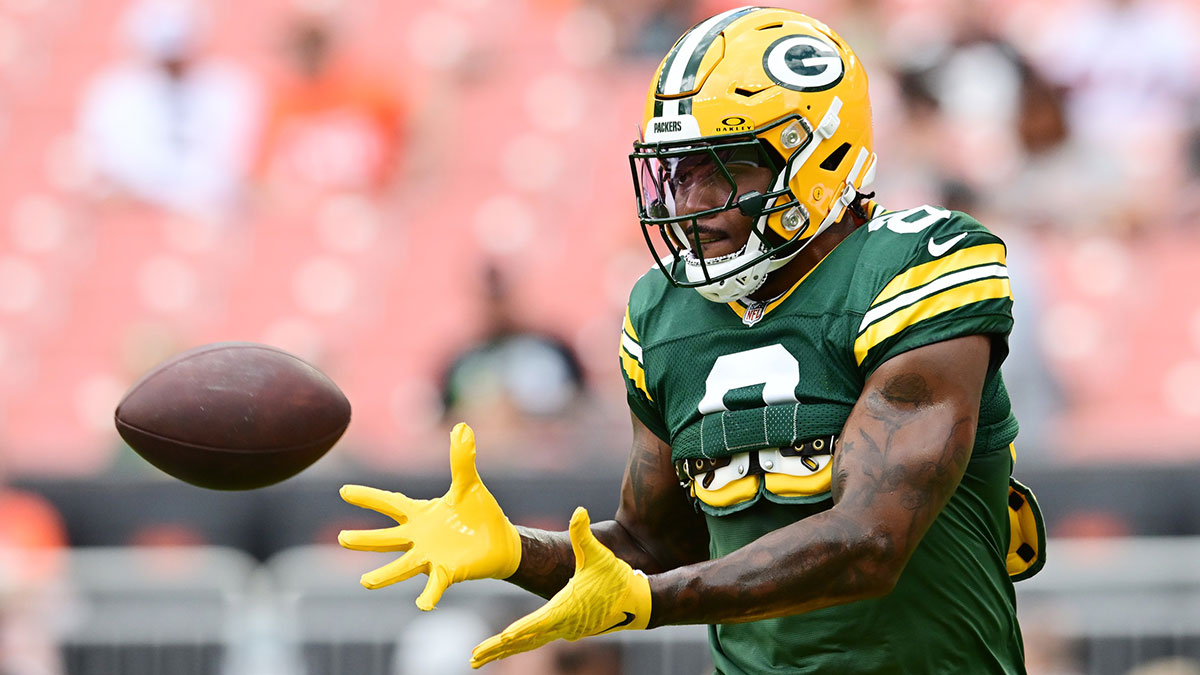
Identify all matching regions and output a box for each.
[623,308,639,342]
[860,264,1008,332]
[874,243,1007,306]
[854,277,1012,365]
[620,344,652,401]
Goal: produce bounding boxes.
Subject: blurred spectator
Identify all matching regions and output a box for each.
[873,6,1073,449]
[255,10,409,201]
[871,0,1026,206]
[75,0,260,220]
[988,62,1125,233]
[441,263,586,422]
[0,469,69,675]
[872,64,958,208]
[1182,101,1200,226]
[1037,0,1197,228]
[439,263,588,468]
[1039,0,1196,152]
[922,153,1065,456]
[907,0,1027,192]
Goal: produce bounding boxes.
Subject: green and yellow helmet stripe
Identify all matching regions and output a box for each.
[653,6,764,118]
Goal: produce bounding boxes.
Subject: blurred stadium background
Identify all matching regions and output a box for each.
[2,0,1199,673]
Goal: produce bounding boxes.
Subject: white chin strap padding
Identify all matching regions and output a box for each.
[691,261,769,303]
[687,229,771,303]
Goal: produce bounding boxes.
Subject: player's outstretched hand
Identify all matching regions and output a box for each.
[469,507,651,669]
[338,423,521,610]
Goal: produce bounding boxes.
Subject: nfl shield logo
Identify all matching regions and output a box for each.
[743,304,765,327]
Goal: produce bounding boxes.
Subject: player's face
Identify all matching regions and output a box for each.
[669,149,774,259]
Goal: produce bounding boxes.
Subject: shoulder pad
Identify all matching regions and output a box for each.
[851,205,1013,368]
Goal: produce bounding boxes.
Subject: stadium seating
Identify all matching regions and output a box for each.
[2,0,1200,475]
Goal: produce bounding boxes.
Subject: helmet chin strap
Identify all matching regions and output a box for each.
[688,181,858,303]
[683,231,771,303]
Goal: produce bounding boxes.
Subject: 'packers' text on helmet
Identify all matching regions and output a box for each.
[630,6,876,303]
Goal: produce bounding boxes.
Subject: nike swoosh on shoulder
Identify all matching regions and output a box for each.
[927,232,969,257]
[599,612,636,633]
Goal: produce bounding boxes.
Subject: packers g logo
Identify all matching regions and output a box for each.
[762,35,844,92]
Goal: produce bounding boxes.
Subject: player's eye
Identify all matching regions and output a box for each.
[671,157,719,188]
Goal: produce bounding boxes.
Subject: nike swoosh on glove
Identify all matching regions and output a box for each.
[469,506,652,669]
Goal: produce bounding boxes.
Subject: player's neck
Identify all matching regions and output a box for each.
[746,212,861,302]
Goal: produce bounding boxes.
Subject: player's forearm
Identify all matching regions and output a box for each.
[645,508,898,627]
[507,520,665,600]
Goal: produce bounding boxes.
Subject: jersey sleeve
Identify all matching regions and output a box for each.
[854,208,1014,379]
[619,305,671,443]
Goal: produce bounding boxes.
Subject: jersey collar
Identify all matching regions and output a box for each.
[727,200,883,326]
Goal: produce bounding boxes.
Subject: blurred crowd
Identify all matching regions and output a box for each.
[0,0,1199,481]
[1,2,1199,674]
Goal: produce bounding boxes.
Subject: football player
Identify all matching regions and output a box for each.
[338,7,1045,673]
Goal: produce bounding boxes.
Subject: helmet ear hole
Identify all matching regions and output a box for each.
[819,142,852,171]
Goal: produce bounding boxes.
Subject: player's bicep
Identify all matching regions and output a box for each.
[831,335,990,574]
[614,411,709,572]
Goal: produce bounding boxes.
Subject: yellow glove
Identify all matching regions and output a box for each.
[338,423,521,610]
[469,506,652,669]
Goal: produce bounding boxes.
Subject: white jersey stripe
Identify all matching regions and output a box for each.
[622,332,644,362]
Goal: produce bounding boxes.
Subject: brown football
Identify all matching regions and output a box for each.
[114,342,351,490]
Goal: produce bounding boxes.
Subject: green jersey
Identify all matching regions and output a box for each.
[619,205,1026,674]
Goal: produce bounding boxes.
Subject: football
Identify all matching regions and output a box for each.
[114,342,351,490]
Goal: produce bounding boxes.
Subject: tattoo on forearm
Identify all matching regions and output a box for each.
[650,508,882,627]
[835,371,974,565]
[626,446,658,521]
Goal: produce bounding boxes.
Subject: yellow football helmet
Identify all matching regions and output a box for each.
[630,7,876,302]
